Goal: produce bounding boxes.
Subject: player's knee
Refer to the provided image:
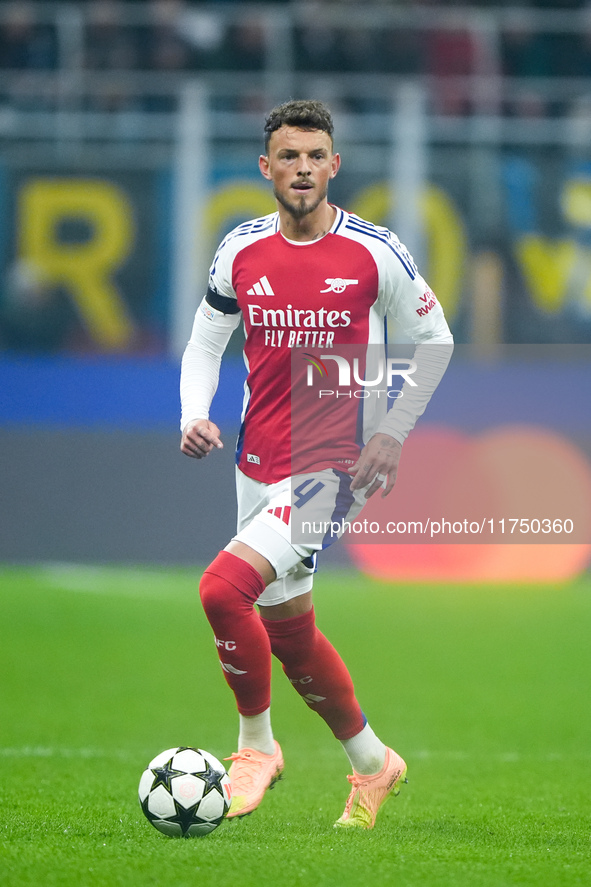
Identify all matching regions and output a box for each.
[199,570,234,622]
[199,550,266,624]
[199,567,259,623]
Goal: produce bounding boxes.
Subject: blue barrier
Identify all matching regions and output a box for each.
[0,356,245,429]
[0,352,589,432]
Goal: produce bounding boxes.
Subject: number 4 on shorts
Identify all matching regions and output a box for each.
[293,479,325,509]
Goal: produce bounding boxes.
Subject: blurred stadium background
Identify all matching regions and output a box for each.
[1,0,590,577]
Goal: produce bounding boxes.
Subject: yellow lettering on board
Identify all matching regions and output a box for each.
[205,182,275,255]
[350,183,466,320]
[515,235,577,313]
[19,179,134,349]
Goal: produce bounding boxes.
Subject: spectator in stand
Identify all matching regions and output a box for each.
[85,0,142,117]
[223,17,266,72]
[85,0,139,71]
[176,7,227,71]
[380,25,422,77]
[545,11,589,82]
[140,0,198,112]
[0,0,56,70]
[144,0,196,72]
[501,11,551,118]
[210,15,269,112]
[424,16,476,116]
[295,21,343,74]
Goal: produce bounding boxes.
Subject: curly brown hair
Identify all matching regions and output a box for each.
[264,99,334,151]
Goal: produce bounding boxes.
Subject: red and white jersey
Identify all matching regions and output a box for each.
[186,206,452,484]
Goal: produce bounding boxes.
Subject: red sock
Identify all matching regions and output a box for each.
[261,608,365,740]
[199,551,271,717]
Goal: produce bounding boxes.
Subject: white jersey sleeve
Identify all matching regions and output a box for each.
[341,218,453,444]
[180,298,241,431]
[376,341,453,444]
[380,256,453,444]
[179,216,279,432]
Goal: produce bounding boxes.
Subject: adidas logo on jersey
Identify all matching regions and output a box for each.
[247,276,274,296]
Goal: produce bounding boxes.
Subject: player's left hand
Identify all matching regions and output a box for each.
[348,433,402,499]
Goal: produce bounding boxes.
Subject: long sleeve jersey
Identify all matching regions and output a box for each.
[181,207,453,483]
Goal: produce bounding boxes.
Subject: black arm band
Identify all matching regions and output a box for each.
[205,287,241,315]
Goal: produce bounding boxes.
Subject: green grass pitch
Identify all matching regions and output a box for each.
[1,563,590,887]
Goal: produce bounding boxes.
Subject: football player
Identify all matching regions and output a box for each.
[180,99,453,828]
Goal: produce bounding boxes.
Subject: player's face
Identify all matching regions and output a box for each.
[259,126,340,220]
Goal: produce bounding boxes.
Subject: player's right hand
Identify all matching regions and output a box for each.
[180,419,223,459]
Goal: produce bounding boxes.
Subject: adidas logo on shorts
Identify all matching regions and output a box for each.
[267,505,291,526]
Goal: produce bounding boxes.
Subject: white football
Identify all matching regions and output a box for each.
[138,747,232,837]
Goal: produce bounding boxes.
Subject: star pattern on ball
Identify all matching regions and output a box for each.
[149,757,186,793]
[168,801,218,837]
[197,760,225,795]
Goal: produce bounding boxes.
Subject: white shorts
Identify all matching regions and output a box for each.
[228,466,368,606]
